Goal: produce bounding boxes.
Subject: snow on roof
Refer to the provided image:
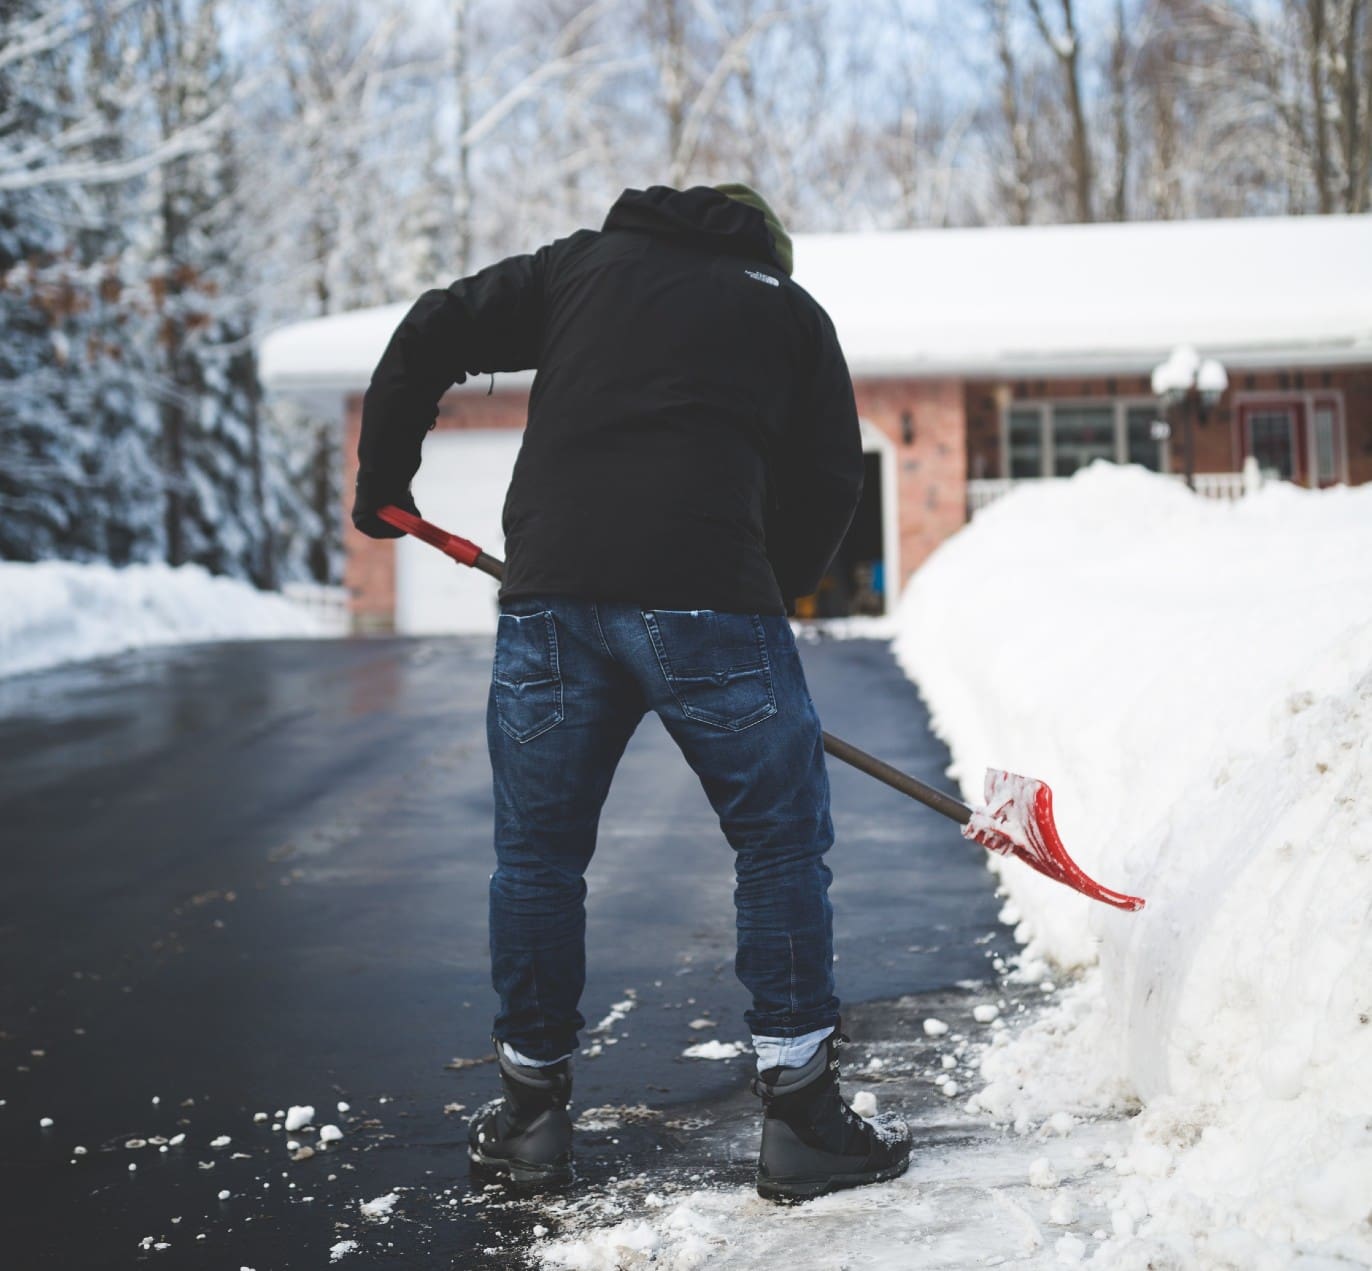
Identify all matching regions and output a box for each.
[258,214,1372,393]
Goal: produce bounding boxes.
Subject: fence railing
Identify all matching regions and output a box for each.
[967,478,1019,514]
[968,463,1264,518]
[1186,471,1250,501]
[281,582,351,634]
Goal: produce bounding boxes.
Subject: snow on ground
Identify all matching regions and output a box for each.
[530,464,1372,1269]
[792,614,899,642]
[898,464,1372,1266]
[536,1132,1118,1271]
[532,996,1126,1270]
[0,559,331,678]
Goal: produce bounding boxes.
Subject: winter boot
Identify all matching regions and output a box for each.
[467,1045,575,1192]
[754,1030,912,1203]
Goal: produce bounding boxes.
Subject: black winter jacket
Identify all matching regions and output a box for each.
[354,185,864,613]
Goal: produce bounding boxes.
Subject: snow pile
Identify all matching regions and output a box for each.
[897,463,1372,1265]
[534,1118,1128,1270]
[540,1209,719,1270]
[0,559,331,678]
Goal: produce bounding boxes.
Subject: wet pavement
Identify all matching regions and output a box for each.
[0,633,1012,1269]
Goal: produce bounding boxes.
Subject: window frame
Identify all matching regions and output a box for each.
[1230,389,1347,487]
[999,396,1168,480]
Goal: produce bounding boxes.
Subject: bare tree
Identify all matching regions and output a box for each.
[986,0,1037,224]
[1132,2,1187,217]
[449,0,473,274]
[1025,0,1094,221]
[1108,0,1130,219]
[633,0,789,188]
[1320,0,1369,211]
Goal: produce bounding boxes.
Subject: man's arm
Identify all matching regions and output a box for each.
[352,247,548,537]
[766,311,865,603]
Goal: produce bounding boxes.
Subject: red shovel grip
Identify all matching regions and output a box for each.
[376,505,482,567]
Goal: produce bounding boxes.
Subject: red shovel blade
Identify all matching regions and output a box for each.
[962,770,1146,912]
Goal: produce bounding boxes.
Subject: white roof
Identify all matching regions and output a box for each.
[258,214,1372,393]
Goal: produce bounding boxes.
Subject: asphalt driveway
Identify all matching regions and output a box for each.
[0,632,1010,1268]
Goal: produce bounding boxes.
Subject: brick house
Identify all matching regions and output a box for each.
[260,213,1372,633]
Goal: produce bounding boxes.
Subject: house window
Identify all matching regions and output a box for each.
[1125,405,1164,471]
[1008,407,1044,478]
[1248,408,1297,480]
[1313,404,1338,484]
[1000,400,1164,478]
[1052,405,1115,477]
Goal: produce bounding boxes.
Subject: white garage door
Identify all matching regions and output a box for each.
[394,429,524,634]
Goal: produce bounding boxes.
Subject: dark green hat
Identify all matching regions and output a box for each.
[714,182,793,276]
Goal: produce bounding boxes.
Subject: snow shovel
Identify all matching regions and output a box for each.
[376,506,1145,912]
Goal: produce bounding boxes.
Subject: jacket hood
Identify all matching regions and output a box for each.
[603,186,787,274]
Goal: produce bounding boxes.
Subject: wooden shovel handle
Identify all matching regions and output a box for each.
[377,505,973,828]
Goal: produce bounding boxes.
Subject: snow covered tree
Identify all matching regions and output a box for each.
[0,0,165,565]
[4,0,1367,591]
[139,0,274,582]
[1,0,327,582]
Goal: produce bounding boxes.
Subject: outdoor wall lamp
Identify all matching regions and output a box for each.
[1151,346,1228,491]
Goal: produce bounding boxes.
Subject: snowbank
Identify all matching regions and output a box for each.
[0,559,332,678]
[897,464,1372,1265]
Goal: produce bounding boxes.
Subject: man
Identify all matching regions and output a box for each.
[353,184,912,1202]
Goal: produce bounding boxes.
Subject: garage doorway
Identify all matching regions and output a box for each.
[794,420,899,618]
[394,429,523,634]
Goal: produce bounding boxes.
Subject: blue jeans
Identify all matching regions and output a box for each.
[487,598,840,1062]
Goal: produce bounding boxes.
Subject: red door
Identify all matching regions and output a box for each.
[1237,398,1344,487]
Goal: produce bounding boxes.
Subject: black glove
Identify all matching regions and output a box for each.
[352,468,420,539]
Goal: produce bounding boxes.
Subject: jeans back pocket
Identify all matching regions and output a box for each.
[493,610,564,743]
[642,609,777,732]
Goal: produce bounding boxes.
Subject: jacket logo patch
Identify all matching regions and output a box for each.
[744,269,780,288]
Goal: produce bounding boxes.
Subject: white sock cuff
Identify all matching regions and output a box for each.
[751,1025,835,1073]
[501,1042,574,1068]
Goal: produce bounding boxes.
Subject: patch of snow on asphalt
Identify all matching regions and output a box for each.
[359,1192,399,1222]
[680,1040,749,1061]
[791,614,899,642]
[898,464,1372,1265]
[283,1105,315,1132]
[590,991,637,1034]
[0,560,330,678]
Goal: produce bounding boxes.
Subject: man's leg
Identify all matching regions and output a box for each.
[615,604,910,1200]
[621,607,840,1050]
[487,597,644,1063]
[473,598,644,1191]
